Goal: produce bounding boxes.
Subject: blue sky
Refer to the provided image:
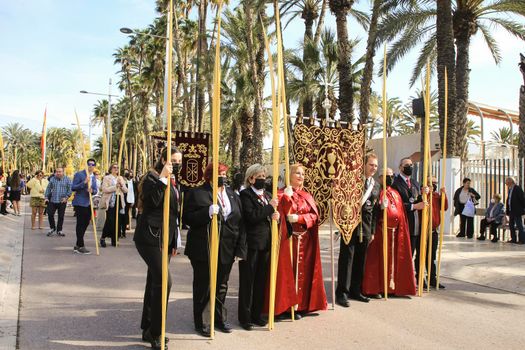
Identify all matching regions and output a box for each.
[0,1,524,138]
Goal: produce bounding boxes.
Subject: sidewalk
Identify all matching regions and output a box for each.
[0,204,25,350]
[9,200,525,349]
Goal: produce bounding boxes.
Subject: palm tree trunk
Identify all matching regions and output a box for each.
[454,32,471,161]
[195,0,208,132]
[330,0,355,124]
[518,85,525,158]
[436,0,457,157]
[358,0,381,126]
[314,0,328,45]
[231,118,241,169]
[302,9,317,118]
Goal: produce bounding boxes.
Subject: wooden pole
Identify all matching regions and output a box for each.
[160,2,174,348]
[436,68,449,288]
[417,62,432,297]
[262,17,280,331]
[273,0,295,321]
[115,109,132,247]
[381,45,388,300]
[209,1,223,339]
[75,110,99,256]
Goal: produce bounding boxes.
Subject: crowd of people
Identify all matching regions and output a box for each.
[1,149,524,350]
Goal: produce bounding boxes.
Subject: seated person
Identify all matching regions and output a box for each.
[477,193,505,242]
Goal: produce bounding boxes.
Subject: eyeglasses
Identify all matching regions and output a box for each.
[87,162,96,166]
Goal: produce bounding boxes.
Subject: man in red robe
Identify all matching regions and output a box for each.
[269,164,327,318]
[362,168,416,297]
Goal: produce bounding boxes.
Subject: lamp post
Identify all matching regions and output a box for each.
[80,82,119,166]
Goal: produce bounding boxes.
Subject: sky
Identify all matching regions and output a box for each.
[0,0,524,139]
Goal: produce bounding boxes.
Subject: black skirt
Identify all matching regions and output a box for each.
[9,190,21,202]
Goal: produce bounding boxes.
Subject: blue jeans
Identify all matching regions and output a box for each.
[508,215,525,243]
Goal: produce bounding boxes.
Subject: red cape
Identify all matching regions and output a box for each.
[362,187,416,296]
[265,188,327,315]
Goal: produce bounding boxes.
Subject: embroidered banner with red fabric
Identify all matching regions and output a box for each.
[150,131,209,188]
[292,120,364,245]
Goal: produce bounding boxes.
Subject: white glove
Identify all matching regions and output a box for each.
[209,204,220,217]
[382,198,389,209]
[287,214,299,223]
[284,186,293,198]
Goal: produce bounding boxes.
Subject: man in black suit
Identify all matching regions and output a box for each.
[505,177,525,244]
[336,153,380,307]
[391,158,428,283]
[183,164,246,337]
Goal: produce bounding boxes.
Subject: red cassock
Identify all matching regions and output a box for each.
[266,188,328,315]
[362,187,416,296]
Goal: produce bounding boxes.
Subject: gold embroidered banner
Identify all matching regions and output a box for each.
[151,131,209,188]
[292,121,364,245]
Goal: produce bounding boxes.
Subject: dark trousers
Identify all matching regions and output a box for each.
[48,202,66,232]
[459,215,474,237]
[479,218,498,238]
[74,206,91,247]
[190,259,233,328]
[238,248,269,324]
[336,233,369,297]
[102,205,125,245]
[1,199,7,213]
[508,214,525,243]
[414,231,439,282]
[136,244,172,338]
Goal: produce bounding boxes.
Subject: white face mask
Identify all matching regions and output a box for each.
[490,199,495,204]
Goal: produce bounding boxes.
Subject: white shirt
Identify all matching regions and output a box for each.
[251,186,268,205]
[459,189,470,204]
[218,188,232,220]
[126,179,135,204]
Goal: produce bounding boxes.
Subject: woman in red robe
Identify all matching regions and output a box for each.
[362,170,416,296]
[271,163,327,318]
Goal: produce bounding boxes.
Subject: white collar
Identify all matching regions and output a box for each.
[251,186,265,196]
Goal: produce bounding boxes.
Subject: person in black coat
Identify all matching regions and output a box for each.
[133,147,182,350]
[336,153,380,306]
[183,163,246,337]
[505,177,525,244]
[238,164,279,330]
[391,158,428,286]
[453,177,481,238]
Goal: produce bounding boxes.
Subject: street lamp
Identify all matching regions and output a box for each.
[79,80,120,166]
[119,27,167,40]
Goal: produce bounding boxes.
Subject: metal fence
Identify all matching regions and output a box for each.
[462,158,525,210]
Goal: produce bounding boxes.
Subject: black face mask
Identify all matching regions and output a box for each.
[253,178,266,190]
[402,165,413,176]
[386,175,394,187]
[173,163,181,174]
[218,176,227,187]
[432,184,437,192]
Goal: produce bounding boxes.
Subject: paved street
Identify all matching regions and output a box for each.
[2,198,525,349]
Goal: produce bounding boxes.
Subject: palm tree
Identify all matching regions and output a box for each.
[378,0,525,158]
[329,0,357,123]
[490,127,518,146]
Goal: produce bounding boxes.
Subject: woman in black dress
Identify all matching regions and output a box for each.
[134,147,182,350]
[183,163,245,337]
[8,170,22,216]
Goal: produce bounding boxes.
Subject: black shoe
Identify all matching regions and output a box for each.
[368,294,382,299]
[216,322,233,333]
[507,240,518,244]
[467,235,473,239]
[349,293,370,303]
[251,318,267,327]
[149,338,168,350]
[294,312,302,320]
[142,329,169,344]
[491,237,499,243]
[100,239,106,248]
[335,294,349,308]
[240,323,253,331]
[477,235,485,241]
[456,233,465,238]
[430,281,445,289]
[195,325,211,337]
